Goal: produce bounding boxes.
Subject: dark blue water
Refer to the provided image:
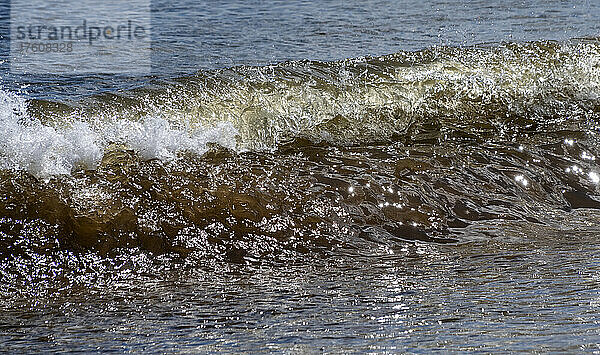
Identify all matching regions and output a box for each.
[150,0,600,71]
[4,0,600,99]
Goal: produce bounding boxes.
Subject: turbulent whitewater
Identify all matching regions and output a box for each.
[1,39,600,298]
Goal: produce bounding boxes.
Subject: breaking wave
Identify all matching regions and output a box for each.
[1,39,600,295]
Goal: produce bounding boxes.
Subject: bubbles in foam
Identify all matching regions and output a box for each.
[0,90,103,177]
[0,89,239,178]
[106,116,238,161]
[104,117,238,172]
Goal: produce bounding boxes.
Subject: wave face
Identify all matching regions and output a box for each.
[9,39,600,172]
[2,39,600,295]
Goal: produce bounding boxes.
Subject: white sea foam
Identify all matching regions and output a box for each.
[0,89,239,178]
[105,116,238,161]
[0,90,102,176]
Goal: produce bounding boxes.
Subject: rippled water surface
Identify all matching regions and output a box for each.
[2,0,600,352]
[2,236,600,352]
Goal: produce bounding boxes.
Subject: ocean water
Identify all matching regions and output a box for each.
[2,0,600,352]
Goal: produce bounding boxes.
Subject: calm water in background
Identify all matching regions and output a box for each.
[2,0,600,352]
[6,0,600,99]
